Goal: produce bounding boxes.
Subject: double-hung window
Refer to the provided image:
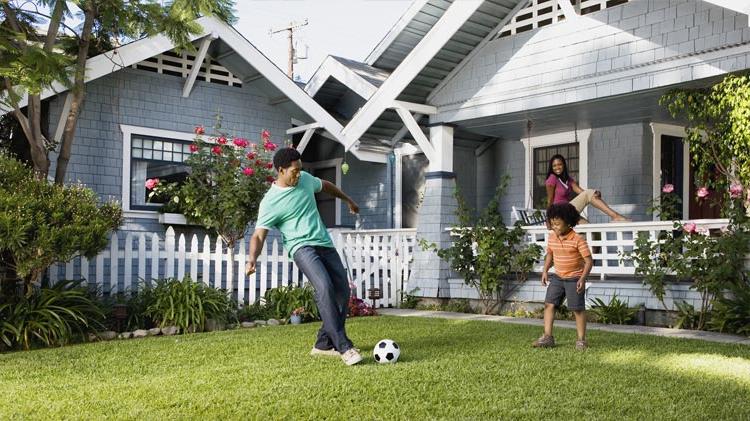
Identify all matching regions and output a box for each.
[129,135,192,210]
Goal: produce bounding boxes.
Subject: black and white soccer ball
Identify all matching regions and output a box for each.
[373,339,400,363]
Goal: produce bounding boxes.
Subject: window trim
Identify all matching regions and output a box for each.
[649,122,689,219]
[522,128,590,216]
[120,124,196,219]
[303,158,343,226]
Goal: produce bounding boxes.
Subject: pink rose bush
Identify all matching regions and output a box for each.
[729,183,743,199]
[696,186,709,199]
[145,178,159,190]
[682,222,697,234]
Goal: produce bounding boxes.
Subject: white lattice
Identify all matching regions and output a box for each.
[498,0,630,38]
[132,50,243,88]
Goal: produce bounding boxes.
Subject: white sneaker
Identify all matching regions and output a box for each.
[341,348,363,366]
[310,347,340,357]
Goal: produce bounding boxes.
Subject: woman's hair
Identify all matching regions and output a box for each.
[547,154,570,182]
[546,203,580,228]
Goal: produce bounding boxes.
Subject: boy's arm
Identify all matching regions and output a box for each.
[577,255,593,293]
[321,179,359,214]
[246,228,269,275]
[541,252,553,286]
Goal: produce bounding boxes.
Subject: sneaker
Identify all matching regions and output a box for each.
[575,339,588,351]
[532,335,555,348]
[310,347,340,357]
[341,348,363,366]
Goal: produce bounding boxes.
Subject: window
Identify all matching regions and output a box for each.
[129,135,192,210]
[532,143,579,208]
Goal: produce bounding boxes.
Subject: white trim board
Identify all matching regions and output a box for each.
[305,56,380,100]
[522,128,591,216]
[649,122,690,219]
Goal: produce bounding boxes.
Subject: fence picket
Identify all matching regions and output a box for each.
[238,239,246,304]
[150,233,160,285]
[214,236,223,289]
[138,233,146,283]
[258,240,269,299]
[109,233,118,294]
[270,240,279,289]
[165,227,175,279]
[190,235,199,282]
[124,233,133,292]
[81,256,89,285]
[177,234,186,281]
[95,251,104,291]
[201,235,211,286]
[65,259,74,280]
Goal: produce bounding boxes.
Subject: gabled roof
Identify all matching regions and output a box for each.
[2,16,384,162]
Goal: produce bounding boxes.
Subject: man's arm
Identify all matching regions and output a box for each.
[321,179,359,214]
[246,228,269,275]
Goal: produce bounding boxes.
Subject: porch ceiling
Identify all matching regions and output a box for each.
[452,77,726,140]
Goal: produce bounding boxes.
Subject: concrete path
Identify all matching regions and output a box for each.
[378,308,750,346]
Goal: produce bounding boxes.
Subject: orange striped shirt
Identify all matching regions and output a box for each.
[547,229,591,279]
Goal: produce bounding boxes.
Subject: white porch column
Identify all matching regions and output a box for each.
[411,124,458,299]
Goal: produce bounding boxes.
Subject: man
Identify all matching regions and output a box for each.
[246,147,363,366]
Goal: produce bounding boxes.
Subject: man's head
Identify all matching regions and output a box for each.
[273,147,302,186]
[546,203,580,236]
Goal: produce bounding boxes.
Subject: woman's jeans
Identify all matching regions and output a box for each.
[293,246,353,352]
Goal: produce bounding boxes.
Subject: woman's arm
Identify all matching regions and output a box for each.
[546,184,555,207]
[571,180,584,194]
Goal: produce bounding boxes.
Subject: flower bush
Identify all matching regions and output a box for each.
[348,296,377,317]
[146,116,279,254]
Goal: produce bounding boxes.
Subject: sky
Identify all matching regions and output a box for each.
[234,0,413,81]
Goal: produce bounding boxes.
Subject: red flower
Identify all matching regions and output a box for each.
[265,162,273,169]
[233,137,249,148]
[266,176,275,183]
[255,159,264,166]
[194,125,205,135]
[217,136,227,145]
[263,141,277,152]
[189,144,199,153]
[243,167,255,176]
[246,152,256,160]
[211,146,223,155]
[261,129,271,142]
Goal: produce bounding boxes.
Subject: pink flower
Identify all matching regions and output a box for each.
[265,162,273,169]
[194,126,205,135]
[266,176,275,183]
[189,144,199,153]
[662,184,674,194]
[233,137,249,148]
[145,178,159,190]
[211,146,223,155]
[696,226,709,235]
[242,167,254,176]
[255,159,264,166]
[696,187,709,199]
[217,136,227,145]
[683,222,697,234]
[263,141,277,152]
[246,152,256,160]
[261,129,271,141]
[730,183,743,199]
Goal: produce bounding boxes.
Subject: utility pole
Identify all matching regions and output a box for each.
[270,19,308,79]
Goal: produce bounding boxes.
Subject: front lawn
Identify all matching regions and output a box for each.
[1,316,748,419]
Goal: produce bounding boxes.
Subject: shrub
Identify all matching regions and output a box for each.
[348,296,376,317]
[399,287,420,309]
[238,300,271,322]
[0,280,104,350]
[672,300,700,330]
[588,294,638,325]
[144,277,232,332]
[262,285,318,320]
[709,283,750,336]
[0,152,122,294]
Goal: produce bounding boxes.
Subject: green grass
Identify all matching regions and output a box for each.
[1,316,748,419]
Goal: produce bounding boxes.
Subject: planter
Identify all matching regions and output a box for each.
[158,213,188,225]
[290,314,302,325]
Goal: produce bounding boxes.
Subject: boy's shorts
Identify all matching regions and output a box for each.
[545,274,585,311]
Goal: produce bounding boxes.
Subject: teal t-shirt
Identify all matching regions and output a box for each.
[255,171,334,257]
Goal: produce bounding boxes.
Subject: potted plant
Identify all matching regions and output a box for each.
[290,307,305,325]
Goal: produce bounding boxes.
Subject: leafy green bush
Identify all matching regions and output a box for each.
[399,287,420,309]
[709,284,750,336]
[262,285,318,320]
[588,294,638,325]
[444,299,475,314]
[0,152,122,294]
[144,277,232,332]
[0,280,104,350]
[672,300,700,330]
[237,300,271,322]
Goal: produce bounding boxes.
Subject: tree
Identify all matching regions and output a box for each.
[660,73,750,205]
[0,0,235,183]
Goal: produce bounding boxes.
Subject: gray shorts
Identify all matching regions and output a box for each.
[544,275,586,311]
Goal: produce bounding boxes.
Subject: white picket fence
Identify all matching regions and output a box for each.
[48,227,417,308]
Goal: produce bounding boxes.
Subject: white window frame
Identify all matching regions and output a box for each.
[394,143,424,229]
[303,158,343,226]
[120,124,196,220]
[522,128,590,216]
[649,122,690,219]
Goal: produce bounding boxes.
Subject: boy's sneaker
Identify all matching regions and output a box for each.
[532,335,555,348]
[341,348,363,366]
[575,340,588,351]
[310,347,340,357]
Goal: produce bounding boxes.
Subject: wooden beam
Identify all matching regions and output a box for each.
[243,73,263,83]
[268,96,290,106]
[341,0,484,150]
[53,92,72,143]
[182,34,216,98]
[391,100,437,115]
[557,0,578,21]
[296,127,317,153]
[393,105,434,162]
[286,122,322,135]
[389,113,423,146]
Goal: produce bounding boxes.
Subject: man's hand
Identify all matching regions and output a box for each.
[541,272,549,286]
[576,278,585,294]
[347,199,359,214]
[245,260,256,276]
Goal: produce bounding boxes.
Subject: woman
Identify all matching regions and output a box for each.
[545,154,630,222]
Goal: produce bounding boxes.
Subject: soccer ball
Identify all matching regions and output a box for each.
[373,339,400,363]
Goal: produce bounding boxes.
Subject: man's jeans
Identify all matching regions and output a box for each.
[293,246,353,353]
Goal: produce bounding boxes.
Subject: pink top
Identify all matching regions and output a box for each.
[545,174,574,204]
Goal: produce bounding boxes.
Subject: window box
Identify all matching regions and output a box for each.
[158,212,189,225]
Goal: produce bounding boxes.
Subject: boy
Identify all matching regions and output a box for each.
[533,203,593,350]
[246,147,363,365]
